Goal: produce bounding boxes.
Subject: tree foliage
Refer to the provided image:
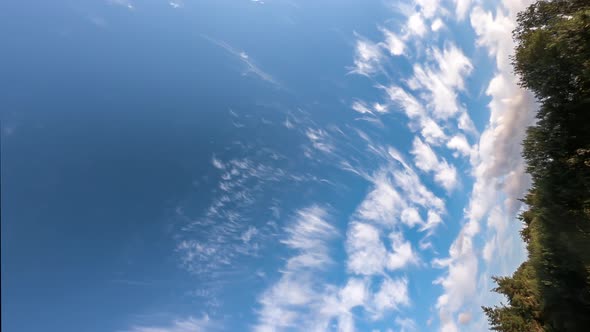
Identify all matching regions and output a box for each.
[484,1,590,331]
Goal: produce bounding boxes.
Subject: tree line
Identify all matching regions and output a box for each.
[483,0,590,331]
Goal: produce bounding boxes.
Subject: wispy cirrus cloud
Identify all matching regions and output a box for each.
[123,315,217,332]
[396,317,418,332]
[351,100,375,115]
[372,277,410,316]
[341,140,445,228]
[411,137,458,192]
[174,142,325,297]
[169,0,183,9]
[379,27,406,56]
[304,128,336,156]
[281,206,338,270]
[201,35,281,87]
[408,44,473,120]
[256,203,414,332]
[108,0,134,10]
[383,85,447,146]
[350,36,385,77]
[346,222,390,275]
[255,206,338,331]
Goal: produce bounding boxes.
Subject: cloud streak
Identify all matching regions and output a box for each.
[411,137,458,191]
[201,35,281,87]
[350,36,385,76]
[123,315,217,332]
[255,206,338,331]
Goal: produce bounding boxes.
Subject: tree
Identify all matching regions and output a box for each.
[485,1,590,331]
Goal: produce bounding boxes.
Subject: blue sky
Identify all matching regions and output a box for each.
[1,0,538,331]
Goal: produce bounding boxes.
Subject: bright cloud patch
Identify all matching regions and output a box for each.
[408,44,472,120]
[411,137,458,191]
[346,222,389,275]
[124,316,217,332]
[351,37,384,76]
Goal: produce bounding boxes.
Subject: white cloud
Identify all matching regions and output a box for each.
[470,7,513,69]
[256,202,415,331]
[420,118,447,146]
[454,0,472,21]
[458,111,478,136]
[384,86,424,119]
[380,27,405,56]
[421,210,443,233]
[124,316,216,332]
[392,166,445,214]
[262,275,314,307]
[357,172,404,226]
[346,222,388,275]
[211,157,225,169]
[108,0,134,10]
[433,229,478,317]
[409,44,473,120]
[407,13,427,37]
[282,206,337,270]
[373,103,388,113]
[411,137,458,191]
[351,36,384,76]
[384,86,447,145]
[314,278,373,332]
[396,317,418,332]
[458,311,472,324]
[169,1,183,8]
[346,224,418,276]
[431,18,445,32]
[352,100,374,114]
[241,226,259,243]
[201,35,280,86]
[305,128,335,156]
[340,278,370,310]
[433,162,458,192]
[416,0,440,18]
[446,134,473,158]
[440,318,459,332]
[373,278,410,315]
[400,207,423,228]
[255,206,337,332]
[482,239,495,264]
[387,232,419,270]
[256,305,298,331]
[411,137,440,172]
[346,146,445,231]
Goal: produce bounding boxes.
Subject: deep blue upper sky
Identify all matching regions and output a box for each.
[1,1,536,331]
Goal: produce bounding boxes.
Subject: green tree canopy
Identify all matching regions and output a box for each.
[484,1,590,331]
